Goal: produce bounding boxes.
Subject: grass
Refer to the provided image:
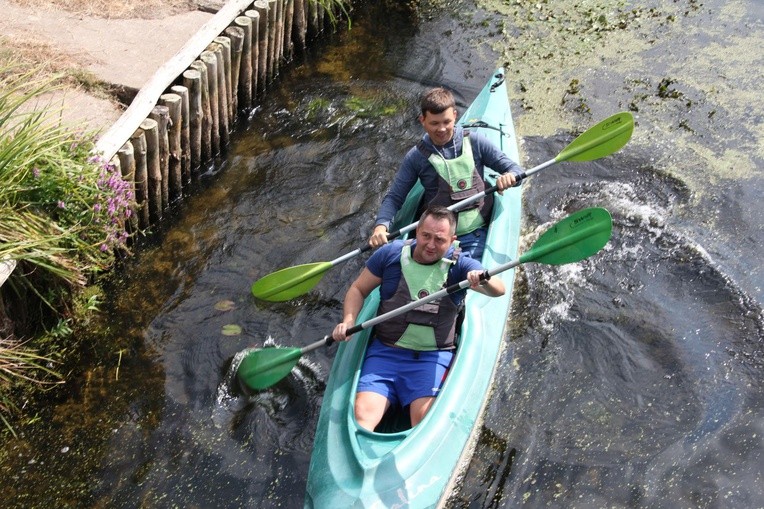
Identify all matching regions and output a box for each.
[0,337,61,437]
[0,66,134,435]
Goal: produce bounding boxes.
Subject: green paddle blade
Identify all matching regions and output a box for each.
[520,207,612,265]
[237,346,304,391]
[557,112,634,163]
[251,261,333,302]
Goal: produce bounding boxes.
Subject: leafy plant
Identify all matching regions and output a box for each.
[0,66,133,433]
[0,68,133,298]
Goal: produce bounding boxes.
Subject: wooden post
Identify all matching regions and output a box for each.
[244,10,260,101]
[293,0,306,55]
[275,0,284,73]
[233,16,253,110]
[267,0,278,80]
[283,0,294,62]
[207,43,229,148]
[158,93,183,202]
[128,130,149,229]
[148,106,170,210]
[200,51,220,155]
[253,1,269,95]
[213,36,233,125]
[169,84,191,184]
[181,69,203,174]
[139,118,162,224]
[107,155,124,237]
[93,0,260,162]
[306,0,318,40]
[224,26,244,115]
[116,141,140,234]
[189,61,212,164]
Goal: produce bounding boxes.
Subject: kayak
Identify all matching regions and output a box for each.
[304,69,522,508]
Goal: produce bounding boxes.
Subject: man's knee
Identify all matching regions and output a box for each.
[355,391,390,431]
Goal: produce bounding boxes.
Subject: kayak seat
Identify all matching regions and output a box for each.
[375,403,412,434]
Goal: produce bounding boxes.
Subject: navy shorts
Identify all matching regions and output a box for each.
[357,340,454,408]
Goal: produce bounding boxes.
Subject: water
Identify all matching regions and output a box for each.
[1,0,762,507]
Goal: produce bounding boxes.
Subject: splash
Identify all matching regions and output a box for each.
[213,336,327,439]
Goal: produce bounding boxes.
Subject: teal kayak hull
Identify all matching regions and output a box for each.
[305,69,522,508]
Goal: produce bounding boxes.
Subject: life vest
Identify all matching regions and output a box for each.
[418,133,493,236]
[374,241,461,351]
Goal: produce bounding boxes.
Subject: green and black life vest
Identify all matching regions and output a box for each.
[374,241,461,351]
[417,133,493,236]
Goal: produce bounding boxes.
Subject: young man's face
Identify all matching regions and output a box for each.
[419,107,457,147]
[413,215,456,264]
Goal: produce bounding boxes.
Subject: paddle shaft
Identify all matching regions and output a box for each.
[309,158,544,270]
[239,207,612,390]
[251,112,632,302]
[307,212,610,355]
[289,164,532,271]
[272,260,498,370]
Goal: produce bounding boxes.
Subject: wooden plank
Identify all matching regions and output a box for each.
[94,0,254,162]
[0,258,16,288]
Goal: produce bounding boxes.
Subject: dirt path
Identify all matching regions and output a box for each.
[0,0,213,134]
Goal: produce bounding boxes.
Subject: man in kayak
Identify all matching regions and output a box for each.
[333,206,505,432]
[368,87,523,260]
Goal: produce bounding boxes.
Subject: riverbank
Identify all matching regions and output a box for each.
[1,0,354,435]
[0,0,221,433]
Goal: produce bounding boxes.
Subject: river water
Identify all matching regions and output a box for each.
[2,0,762,507]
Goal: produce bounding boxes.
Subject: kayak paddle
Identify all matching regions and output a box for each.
[238,207,613,391]
[251,111,632,302]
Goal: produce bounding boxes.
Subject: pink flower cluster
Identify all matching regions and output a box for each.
[89,155,135,253]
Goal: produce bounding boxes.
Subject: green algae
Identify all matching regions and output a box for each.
[478,0,763,196]
[344,95,406,118]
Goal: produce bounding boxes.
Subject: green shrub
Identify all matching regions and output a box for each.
[0,69,133,294]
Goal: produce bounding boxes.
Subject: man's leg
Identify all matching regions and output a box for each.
[355,391,391,431]
[409,396,436,427]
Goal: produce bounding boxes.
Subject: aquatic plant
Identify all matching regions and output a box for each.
[345,96,405,118]
[0,68,133,292]
[313,0,353,28]
[0,337,61,437]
